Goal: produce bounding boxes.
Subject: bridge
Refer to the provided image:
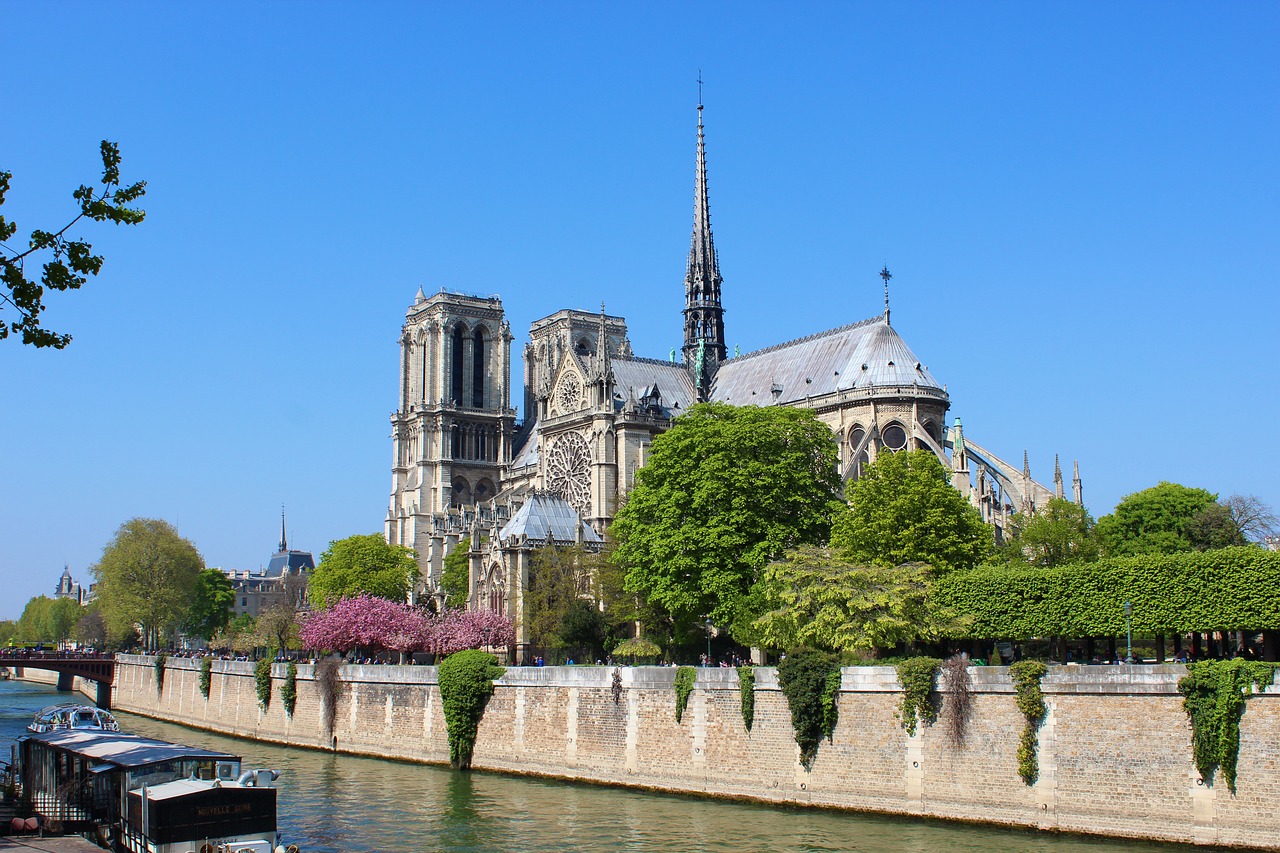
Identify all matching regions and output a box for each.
[0,650,115,709]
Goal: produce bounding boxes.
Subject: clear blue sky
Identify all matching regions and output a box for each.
[2,2,1277,620]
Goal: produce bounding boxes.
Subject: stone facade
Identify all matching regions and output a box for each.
[107,657,1280,850]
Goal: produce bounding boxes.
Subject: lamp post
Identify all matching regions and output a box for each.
[1123,600,1134,664]
[704,618,713,667]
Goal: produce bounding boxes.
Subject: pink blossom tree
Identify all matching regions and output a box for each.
[424,609,515,657]
[300,595,423,658]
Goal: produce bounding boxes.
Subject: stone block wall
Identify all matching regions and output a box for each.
[104,657,1280,850]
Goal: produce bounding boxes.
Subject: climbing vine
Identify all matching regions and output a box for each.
[895,656,942,736]
[738,665,756,731]
[1179,659,1278,793]
[611,667,623,705]
[281,662,298,717]
[255,656,273,711]
[673,666,696,723]
[821,668,841,741]
[198,656,212,699]
[777,649,840,769]
[316,656,343,738]
[438,649,505,770]
[1010,660,1048,785]
[153,653,167,696]
[940,653,973,747]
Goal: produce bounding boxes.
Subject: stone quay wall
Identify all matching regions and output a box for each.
[102,656,1279,850]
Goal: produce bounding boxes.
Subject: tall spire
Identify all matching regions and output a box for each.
[278,505,288,553]
[1053,454,1064,500]
[1072,460,1083,506]
[880,266,893,325]
[683,76,726,400]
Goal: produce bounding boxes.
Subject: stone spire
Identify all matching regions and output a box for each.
[594,303,611,383]
[278,506,288,553]
[1053,454,1064,500]
[1021,451,1033,514]
[682,86,726,400]
[1072,460,1083,506]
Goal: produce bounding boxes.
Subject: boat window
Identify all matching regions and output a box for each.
[217,761,238,780]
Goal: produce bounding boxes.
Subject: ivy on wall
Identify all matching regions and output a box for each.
[894,657,941,736]
[940,654,973,747]
[936,547,1280,638]
[1179,659,1278,793]
[281,662,298,718]
[438,649,505,770]
[1010,660,1048,785]
[316,656,342,738]
[673,666,696,723]
[778,649,840,769]
[255,657,273,711]
[738,666,756,732]
[198,656,212,699]
[153,653,167,697]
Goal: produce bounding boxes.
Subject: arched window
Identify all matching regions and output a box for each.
[452,477,470,507]
[451,324,465,405]
[882,423,908,451]
[472,327,485,408]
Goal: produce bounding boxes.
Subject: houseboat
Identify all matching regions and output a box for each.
[18,727,285,853]
[28,703,121,734]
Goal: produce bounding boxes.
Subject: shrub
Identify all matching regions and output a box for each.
[198,656,212,699]
[738,665,756,731]
[895,657,942,736]
[777,649,840,769]
[153,652,167,696]
[438,649,505,769]
[1010,660,1048,785]
[673,666,696,723]
[821,668,841,741]
[255,656,273,711]
[281,662,298,717]
[1179,659,1278,793]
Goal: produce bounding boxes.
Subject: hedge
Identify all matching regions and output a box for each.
[935,547,1280,638]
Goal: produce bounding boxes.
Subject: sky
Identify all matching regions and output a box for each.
[2,2,1277,620]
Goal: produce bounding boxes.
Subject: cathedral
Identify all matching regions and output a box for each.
[385,100,1080,643]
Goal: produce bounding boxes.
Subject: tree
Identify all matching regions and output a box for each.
[184,569,235,641]
[15,596,83,643]
[308,534,419,608]
[73,606,107,648]
[612,403,843,640]
[440,537,472,607]
[1005,497,1101,568]
[91,518,203,649]
[299,595,421,655]
[1097,482,1241,556]
[1224,494,1278,543]
[524,544,592,650]
[831,449,993,574]
[754,546,961,654]
[1,141,146,348]
[256,572,309,652]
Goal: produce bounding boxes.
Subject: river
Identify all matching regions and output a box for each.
[0,679,1193,853]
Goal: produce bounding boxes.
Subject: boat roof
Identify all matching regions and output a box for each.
[131,778,225,801]
[20,728,238,769]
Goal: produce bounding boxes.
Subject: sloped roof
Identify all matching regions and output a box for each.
[265,550,315,577]
[710,316,944,406]
[498,492,601,545]
[611,357,697,415]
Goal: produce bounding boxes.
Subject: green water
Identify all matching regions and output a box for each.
[1,680,1195,853]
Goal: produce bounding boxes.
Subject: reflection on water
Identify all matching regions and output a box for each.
[1,680,1191,853]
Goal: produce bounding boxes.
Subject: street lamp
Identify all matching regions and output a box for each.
[704,618,713,667]
[1123,600,1134,664]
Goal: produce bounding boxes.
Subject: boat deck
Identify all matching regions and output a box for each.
[0,838,102,851]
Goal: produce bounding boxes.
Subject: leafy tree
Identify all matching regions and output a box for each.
[184,569,235,641]
[1224,494,1279,543]
[256,572,309,653]
[92,518,203,649]
[754,547,961,654]
[1,141,146,348]
[219,614,258,654]
[308,534,419,608]
[1005,497,1101,567]
[525,544,591,650]
[74,605,107,648]
[831,449,992,574]
[1187,502,1247,551]
[422,609,514,658]
[559,600,606,654]
[612,403,843,640]
[440,536,472,607]
[15,596,83,643]
[1097,482,1240,556]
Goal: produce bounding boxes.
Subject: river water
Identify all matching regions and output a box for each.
[0,679,1192,853]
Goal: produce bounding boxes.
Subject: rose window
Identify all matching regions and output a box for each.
[546,431,592,518]
[555,373,583,414]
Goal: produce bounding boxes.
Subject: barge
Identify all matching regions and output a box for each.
[17,728,285,853]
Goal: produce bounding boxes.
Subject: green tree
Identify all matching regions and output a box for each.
[831,449,992,574]
[1097,482,1241,556]
[91,518,204,649]
[612,403,843,640]
[73,606,107,648]
[308,534,418,608]
[15,596,82,643]
[1,141,146,348]
[754,546,962,654]
[524,545,590,650]
[1005,497,1101,567]
[184,569,235,641]
[440,537,472,607]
